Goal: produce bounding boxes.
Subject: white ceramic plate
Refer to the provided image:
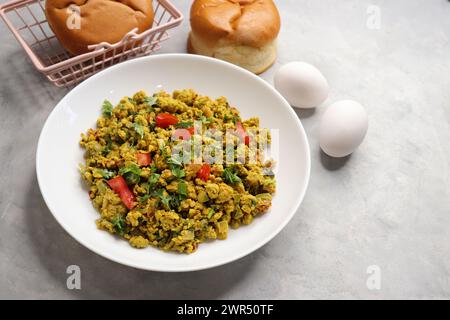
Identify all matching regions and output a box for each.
[36,54,310,272]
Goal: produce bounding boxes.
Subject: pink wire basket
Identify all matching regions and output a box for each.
[0,0,183,87]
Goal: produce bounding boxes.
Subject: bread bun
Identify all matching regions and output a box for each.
[45,0,154,55]
[189,0,280,74]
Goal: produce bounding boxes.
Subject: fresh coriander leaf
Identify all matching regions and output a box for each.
[143,174,160,193]
[102,138,113,156]
[160,196,171,209]
[207,208,215,219]
[138,194,151,203]
[133,123,145,139]
[148,173,160,188]
[94,168,115,180]
[152,188,164,198]
[172,167,185,179]
[128,137,136,147]
[231,115,240,125]
[144,96,157,107]
[144,97,157,113]
[102,100,113,117]
[167,157,182,168]
[170,194,181,209]
[177,181,188,197]
[111,214,126,235]
[128,97,136,105]
[123,172,140,185]
[153,188,171,209]
[170,230,180,237]
[176,121,194,129]
[200,116,212,124]
[119,163,141,185]
[119,163,141,176]
[161,196,172,210]
[223,115,230,122]
[222,167,241,184]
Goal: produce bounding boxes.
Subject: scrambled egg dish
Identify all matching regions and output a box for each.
[80,89,276,253]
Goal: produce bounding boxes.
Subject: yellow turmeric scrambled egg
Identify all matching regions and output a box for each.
[80,89,276,253]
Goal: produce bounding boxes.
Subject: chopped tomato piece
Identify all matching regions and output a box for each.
[172,128,192,140]
[107,176,136,209]
[197,163,211,182]
[236,121,250,146]
[156,113,179,128]
[187,126,195,135]
[117,188,136,210]
[107,176,127,193]
[137,153,151,166]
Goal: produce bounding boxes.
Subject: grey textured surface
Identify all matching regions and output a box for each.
[0,0,449,299]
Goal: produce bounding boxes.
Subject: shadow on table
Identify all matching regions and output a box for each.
[293,107,316,119]
[25,174,257,299]
[320,149,351,171]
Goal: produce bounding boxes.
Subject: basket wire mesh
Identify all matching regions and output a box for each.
[0,0,183,87]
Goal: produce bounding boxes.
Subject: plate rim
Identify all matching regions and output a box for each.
[36,53,311,272]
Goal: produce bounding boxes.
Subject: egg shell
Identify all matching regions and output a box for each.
[319,100,368,158]
[274,61,329,109]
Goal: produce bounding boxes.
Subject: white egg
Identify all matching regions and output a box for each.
[319,100,368,158]
[274,61,329,109]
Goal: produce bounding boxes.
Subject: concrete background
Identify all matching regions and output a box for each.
[0,0,449,299]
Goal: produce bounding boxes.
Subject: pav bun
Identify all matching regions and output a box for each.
[188,0,281,74]
[45,0,154,55]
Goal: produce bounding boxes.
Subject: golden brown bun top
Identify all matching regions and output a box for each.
[190,0,280,48]
[45,0,154,55]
